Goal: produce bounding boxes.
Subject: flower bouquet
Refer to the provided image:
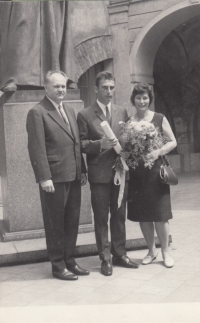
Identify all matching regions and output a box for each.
[114,118,165,172]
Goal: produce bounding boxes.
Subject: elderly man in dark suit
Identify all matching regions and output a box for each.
[26,70,89,280]
[77,71,138,276]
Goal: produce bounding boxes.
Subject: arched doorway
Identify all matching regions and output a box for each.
[129,1,200,171]
[130,1,200,84]
[154,15,200,157]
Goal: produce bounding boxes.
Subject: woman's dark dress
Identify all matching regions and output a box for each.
[127,112,173,222]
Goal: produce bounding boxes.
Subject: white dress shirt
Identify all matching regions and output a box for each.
[97,100,111,117]
[47,96,70,124]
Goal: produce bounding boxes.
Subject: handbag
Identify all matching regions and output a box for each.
[160,156,178,185]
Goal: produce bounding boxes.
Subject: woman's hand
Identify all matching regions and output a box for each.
[146,149,160,161]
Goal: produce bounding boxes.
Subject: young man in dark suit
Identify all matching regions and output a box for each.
[77,71,138,276]
[26,70,89,280]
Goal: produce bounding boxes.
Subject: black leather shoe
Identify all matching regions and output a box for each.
[53,268,78,280]
[67,264,90,276]
[112,255,139,268]
[101,260,113,276]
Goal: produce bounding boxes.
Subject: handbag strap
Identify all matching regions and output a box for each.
[160,155,169,166]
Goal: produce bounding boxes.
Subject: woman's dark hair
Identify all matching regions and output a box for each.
[130,82,153,106]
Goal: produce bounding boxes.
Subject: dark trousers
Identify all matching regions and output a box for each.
[39,180,81,272]
[90,181,128,261]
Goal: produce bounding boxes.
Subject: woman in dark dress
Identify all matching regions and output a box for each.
[126,83,177,268]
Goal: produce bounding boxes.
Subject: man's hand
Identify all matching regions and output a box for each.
[40,179,55,193]
[101,136,118,150]
[120,151,130,160]
[81,173,87,186]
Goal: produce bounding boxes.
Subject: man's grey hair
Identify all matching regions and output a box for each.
[44,70,68,84]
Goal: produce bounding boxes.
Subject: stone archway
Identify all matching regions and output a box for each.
[130,1,200,85]
[129,1,200,171]
[154,15,200,158]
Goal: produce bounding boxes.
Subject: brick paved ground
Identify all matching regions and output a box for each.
[0,172,199,323]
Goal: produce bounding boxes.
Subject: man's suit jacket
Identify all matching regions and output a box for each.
[77,101,128,183]
[27,96,86,183]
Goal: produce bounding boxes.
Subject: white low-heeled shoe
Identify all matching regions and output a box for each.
[142,253,158,265]
[164,256,174,268]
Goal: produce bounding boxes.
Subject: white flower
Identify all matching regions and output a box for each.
[149,129,157,137]
[129,121,137,127]
[133,123,143,132]
[139,120,149,127]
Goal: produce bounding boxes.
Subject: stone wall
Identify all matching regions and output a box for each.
[128,0,181,49]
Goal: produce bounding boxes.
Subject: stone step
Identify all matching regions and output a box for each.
[0,235,172,267]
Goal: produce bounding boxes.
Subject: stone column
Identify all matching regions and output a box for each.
[0,90,93,242]
[108,1,132,112]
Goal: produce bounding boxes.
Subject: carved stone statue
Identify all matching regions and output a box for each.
[0,1,112,91]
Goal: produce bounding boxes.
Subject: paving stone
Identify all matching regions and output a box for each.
[0,171,199,307]
[134,283,176,297]
[116,292,164,304]
[71,290,125,305]
[1,291,45,304]
[162,284,200,303]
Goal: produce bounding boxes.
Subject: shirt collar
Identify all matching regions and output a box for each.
[46,96,62,109]
[97,99,111,112]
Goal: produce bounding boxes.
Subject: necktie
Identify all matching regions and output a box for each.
[105,106,111,125]
[58,104,72,134]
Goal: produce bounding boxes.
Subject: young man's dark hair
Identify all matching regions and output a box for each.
[95,71,115,88]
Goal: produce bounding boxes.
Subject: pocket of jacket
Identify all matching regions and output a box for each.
[47,155,61,162]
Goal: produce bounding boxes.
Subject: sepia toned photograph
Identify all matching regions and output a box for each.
[0,1,200,322]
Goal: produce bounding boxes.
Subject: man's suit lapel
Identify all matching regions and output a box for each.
[63,105,78,142]
[94,102,119,133]
[94,102,107,122]
[44,97,74,141]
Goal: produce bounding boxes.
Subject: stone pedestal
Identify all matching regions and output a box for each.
[0,90,93,242]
